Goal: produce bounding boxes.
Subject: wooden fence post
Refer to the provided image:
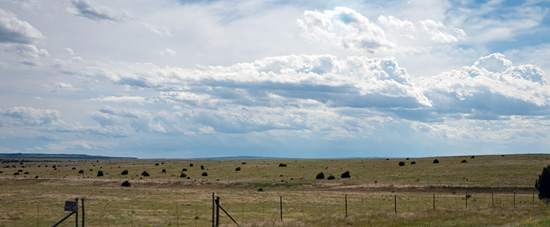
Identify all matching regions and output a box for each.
[75,198,78,227]
[513,192,516,206]
[81,198,85,227]
[215,197,220,227]
[491,192,494,208]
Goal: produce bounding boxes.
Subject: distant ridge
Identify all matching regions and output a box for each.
[0,153,137,160]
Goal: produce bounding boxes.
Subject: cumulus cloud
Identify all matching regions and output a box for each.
[68,0,128,22]
[0,9,43,44]
[419,19,466,43]
[297,8,466,53]
[297,7,393,53]
[1,106,60,126]
[418,53,550,118]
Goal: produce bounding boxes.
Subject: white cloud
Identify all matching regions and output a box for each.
[297,7,393,53]
[419,19,466,43]
[159,48,176,56]
[88,96,150,104]
[418,53,550,117]
[143,22,172,37]
[0,8,43,44]
[68,0,128,22]
[1,106,60,126]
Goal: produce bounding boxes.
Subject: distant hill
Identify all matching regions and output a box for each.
[0,153,137,160]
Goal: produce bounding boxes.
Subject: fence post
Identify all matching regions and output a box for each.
[533,193,535,205]
[513,192,516,206]
[280,196,283,222]
[81,198,85,227]
[75,198,78,227]
[345,194,348,218]
[215,197,220,227]
[465,193,468,209]
[492,192,494,208]
[212,193,215,227]
[394,194,397,214]
[433,193,435,210]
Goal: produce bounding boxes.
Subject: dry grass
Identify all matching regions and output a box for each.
[1,154,550,226]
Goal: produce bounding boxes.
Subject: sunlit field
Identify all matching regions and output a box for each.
[1,154,550,226]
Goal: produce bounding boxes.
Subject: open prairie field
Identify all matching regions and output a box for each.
[1,154,550,226]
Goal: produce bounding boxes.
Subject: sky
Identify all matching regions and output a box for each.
[0,0,549,159]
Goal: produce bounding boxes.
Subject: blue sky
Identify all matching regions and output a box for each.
[0,0,549,158]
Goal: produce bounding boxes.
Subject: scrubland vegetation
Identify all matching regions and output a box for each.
[1,154,550,226]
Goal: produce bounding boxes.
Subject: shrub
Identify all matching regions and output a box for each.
[13,172,19,175]
[461,160,467,163]
[279,163,287,167]
[141,171,150,177]
[78,170,84,174]
[316,172,325,179]
[258,188,264,192]
[242,162,247,165]
[97,170,104,177]
[471,156,475,159]
[72,167,76,170]
[341,171,351,178]
[200,165,205,170]
[24,172,29,174]
[411,161,416,165]
[398,161,405,166]
[433,159,439,164]
[235,167,241,171]
[328,175,335,180]
[190,163,193,167]
[536,165,550,203]
[180,173,187,178]
[121,180,131,187]
[155,163,159,166]
[182,168,188,172]
[121,170,129,175]
[162,169,166,173]
[202,172,208,176]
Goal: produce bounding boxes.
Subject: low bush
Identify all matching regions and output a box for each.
[235,167,241,171]
[162,169,166,173]
[202,172,208,176]
[78,170,84,174]
[121,170,129,175]
[461,160,467,163]
[200,165,205,170]
[411,161,416,165]
[141,171,150,177]
[182,168,187,172]
[180,173,187,178]
[341,171,351,178]
[279,163,287,167]
[433,159,439,164]
[316,172,325,179]
[97,170,104,177]
[398,161,405,166]
[121,180,131,187]
[328,175,336,180]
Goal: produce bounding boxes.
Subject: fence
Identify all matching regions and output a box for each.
[1,190,542,227]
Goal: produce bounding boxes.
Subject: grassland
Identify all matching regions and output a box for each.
[1,154,549,226]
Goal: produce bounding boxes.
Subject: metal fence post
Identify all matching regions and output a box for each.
[345,194,348,218]
[280,196,283,222]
